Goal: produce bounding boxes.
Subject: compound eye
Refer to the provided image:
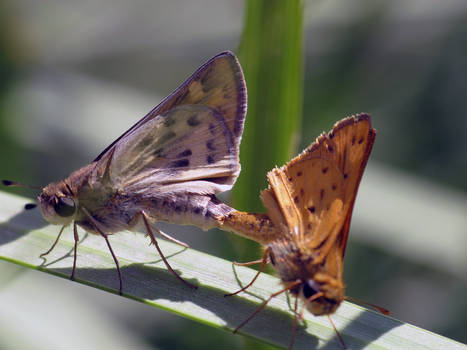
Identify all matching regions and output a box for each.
[53,197,76,217]
[303,280,320,299]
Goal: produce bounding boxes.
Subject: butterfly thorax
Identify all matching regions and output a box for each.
[269,239,345,316]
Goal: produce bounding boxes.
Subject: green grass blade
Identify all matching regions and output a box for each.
[234,0,305,213]
[0,191,465,350]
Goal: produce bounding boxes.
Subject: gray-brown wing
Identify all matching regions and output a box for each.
[94,51,246,163]
[101,105,240,195]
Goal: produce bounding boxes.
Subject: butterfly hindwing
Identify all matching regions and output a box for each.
[264,158,345,250]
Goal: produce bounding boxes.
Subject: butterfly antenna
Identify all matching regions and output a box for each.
[345,296,390,315]
[328,315,347,349]
[2,180,40,210]
[2,179,41,190]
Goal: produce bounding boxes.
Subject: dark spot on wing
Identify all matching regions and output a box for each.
[207,155,215,164]
[209,123,216,135]
[294,196,299,204]
[288,177,293,182]
[344,173,348,179]
[206,140,215,151]
[297,171,303,177]
[193,207,202,214]
[300,188,304,196]
[159,131,176,144]
[320,189,325,200]
[308,206,315,213]
[329,132,335,139]
[328,145,334,152]
[358,137,364,144]
[171,159,189,168]
[332,184,337,190]
[352,136,356,145]
[307,223,312,229]
[178,149,192,157]
[322,167,328,174]
[154,147,164,156]
[200,67,213,85]
[140,135,153,147]
[164,115,175,127]
[187,114,200,127]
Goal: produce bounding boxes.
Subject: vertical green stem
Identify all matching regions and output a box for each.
[234,0,305,213]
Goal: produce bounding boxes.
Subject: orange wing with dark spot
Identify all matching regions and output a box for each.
[262,114,375,257]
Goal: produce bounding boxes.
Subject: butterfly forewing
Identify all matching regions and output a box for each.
[106,105,239,194]
[277,115,376,255]
[94,52,246,163]
[326,115,376,256]
[89,52,247,199]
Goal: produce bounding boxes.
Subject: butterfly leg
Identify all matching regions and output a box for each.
[224,247,270,297]
[232,258,268,267]
[289,296,300,350]
[140,211,197,289]
[81,207,123,295]
[70,222,79,281]
[328,315,347,349]
[147,225,189,249]
[40,225,66,258]
[233,280,302,334]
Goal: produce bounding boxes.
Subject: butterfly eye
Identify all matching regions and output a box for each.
[53,197,76,217]
[303,280,320,299]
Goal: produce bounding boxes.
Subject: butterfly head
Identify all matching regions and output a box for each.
[38,180,78,226]
[299,274,344,316]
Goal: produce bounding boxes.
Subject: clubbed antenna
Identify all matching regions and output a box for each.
[2,179,40,190]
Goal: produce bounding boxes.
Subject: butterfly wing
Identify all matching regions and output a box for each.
[95,51,246,162]
[105,105,239,194]
[91,52,247,195]
[262,114,375,257]
[263,157,346,252]
[324,114,376,256]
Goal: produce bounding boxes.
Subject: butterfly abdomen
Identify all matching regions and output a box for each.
[140,193,234,231]
[221,211,279,244]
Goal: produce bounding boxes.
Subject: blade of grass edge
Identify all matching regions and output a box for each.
[0,191,465,350]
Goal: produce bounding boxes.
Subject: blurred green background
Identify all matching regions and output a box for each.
[0,0,466,349]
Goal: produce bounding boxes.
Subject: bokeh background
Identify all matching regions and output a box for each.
[1,0,466,349]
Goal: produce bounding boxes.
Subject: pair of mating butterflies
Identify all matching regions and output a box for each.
[13,52,376,348]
